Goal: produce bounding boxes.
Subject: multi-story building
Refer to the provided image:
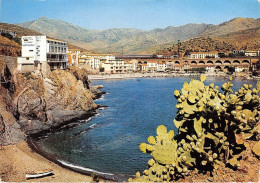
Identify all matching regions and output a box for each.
[187,52,219,59]
[101,59,127,74]
[79,53,115,69]
[147,61,158,72]
[157,61,167,72]
[17,36,68,73]
[124,60,136,73]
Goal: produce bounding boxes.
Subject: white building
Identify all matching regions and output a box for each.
[147,61,158,72]
[101,59,127,74]
[157,61,167,72]
[235,66,248,72]
[245,51,259,57]
[79,53,115,70]
[124,60,136,73]
[188,52,219,59]
[206,66,215,72]
[17,36,68,73]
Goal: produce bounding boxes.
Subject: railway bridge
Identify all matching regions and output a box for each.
[132,57,259,72]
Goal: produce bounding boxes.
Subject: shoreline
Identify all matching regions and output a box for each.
[0,140,99,182]
[24,89,130,182]
[27,138,130,182]
[88,72,254,80]
[0,87,117,182]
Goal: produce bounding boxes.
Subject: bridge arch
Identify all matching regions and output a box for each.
[191,60,197,65]
[242,60,250,64]
[215,60,222,65]
[144,61,148,64]
[224,66,229,70]
[199,60,205,65]
[184,60,189,64]
[224,60,231,65]
[215,66,222,70]
[175,61,180,65]
[138,61,142,64]
[207,60,214,65]
[233,60,240,64]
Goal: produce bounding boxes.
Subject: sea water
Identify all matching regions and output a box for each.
[36,77,258,176]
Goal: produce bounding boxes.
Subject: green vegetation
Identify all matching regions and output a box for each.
[129,76,260,182]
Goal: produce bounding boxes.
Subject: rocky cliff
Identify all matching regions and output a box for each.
[0,61,102,145]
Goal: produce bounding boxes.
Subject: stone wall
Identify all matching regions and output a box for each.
[19,64,35,73]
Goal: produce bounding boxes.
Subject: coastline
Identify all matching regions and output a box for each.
[88,72,249,80]
[22,89,129,182]
[0,140,100,182]
[27,138,130,182]
[0,85,115,182]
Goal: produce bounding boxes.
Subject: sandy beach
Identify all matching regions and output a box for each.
[0,141,109,182]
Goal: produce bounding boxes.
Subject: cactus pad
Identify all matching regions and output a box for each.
[131,78,260,182]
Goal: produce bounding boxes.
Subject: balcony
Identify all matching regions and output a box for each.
[47,59,68,63]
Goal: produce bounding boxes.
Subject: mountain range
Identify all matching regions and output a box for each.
[0,17,257,54]
[16,17,260,54]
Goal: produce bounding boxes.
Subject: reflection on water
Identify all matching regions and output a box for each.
[36,77,258,175]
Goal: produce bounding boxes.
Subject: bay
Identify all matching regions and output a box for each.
[36,77,258,176]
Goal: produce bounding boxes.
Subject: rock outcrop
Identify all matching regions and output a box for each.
[0,59,24,145]
[0,61,102,145]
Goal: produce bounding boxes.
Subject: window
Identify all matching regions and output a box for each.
[26,57,29,60]
[29,50,33,52]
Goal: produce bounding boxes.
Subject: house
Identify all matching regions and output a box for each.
[187,52,219,59]
[79,53,115,69]
[101,59,127,74]
[68,49,81,66]
[157,61,167,72]
[147,61,158,72]
[17,36,68,73]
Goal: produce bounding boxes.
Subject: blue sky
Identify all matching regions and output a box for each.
[0,0,259,30]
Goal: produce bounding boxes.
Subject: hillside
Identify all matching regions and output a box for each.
[156,28,260,56]
[201,17,260,36]
[155,18,260,55]
[0,22,88,55]
[0,23,42,37]
[0,35,21,56]
[18,17,214,54]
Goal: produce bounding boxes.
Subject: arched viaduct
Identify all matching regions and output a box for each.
[133,57,258,72]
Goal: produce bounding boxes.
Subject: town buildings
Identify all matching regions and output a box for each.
[79,52,259,74]
[79,53,128,74]
[17,36,68,73]
[187,52,219,59]
[68,48,81,66]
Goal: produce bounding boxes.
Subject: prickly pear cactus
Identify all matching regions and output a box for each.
[130,76,260,182]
